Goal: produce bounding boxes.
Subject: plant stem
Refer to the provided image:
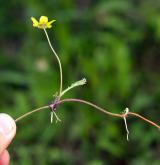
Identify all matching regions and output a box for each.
[15,106,49,122]
[128,112,160,129]
[43,29,63,96]
[15,98,160,130]
[59,98,160,129]
[59,98,123,118]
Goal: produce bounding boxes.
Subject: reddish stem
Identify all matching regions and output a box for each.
[58,98,160,130]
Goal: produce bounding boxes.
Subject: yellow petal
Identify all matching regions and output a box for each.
[48,19,56,25]
[47,20,56,28]
[39,16,48,24]
[31,17,38,27]
[47,24,52,28]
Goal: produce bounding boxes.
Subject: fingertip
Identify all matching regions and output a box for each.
[0,150,10,165]
[0,113,16,133]
[0,114,16,154]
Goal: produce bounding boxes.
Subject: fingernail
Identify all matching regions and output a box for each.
[0,114,15,135]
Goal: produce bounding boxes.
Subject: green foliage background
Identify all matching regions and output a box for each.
[0,0,160,164]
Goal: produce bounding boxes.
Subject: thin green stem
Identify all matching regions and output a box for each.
[43,29,63,96]
[15,106,49,122]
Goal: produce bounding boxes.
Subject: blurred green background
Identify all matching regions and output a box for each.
[0,0,160,164]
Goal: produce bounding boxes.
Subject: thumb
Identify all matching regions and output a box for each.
[0,114,16,154]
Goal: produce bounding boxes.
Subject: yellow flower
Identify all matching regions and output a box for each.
[31,16,56,29]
